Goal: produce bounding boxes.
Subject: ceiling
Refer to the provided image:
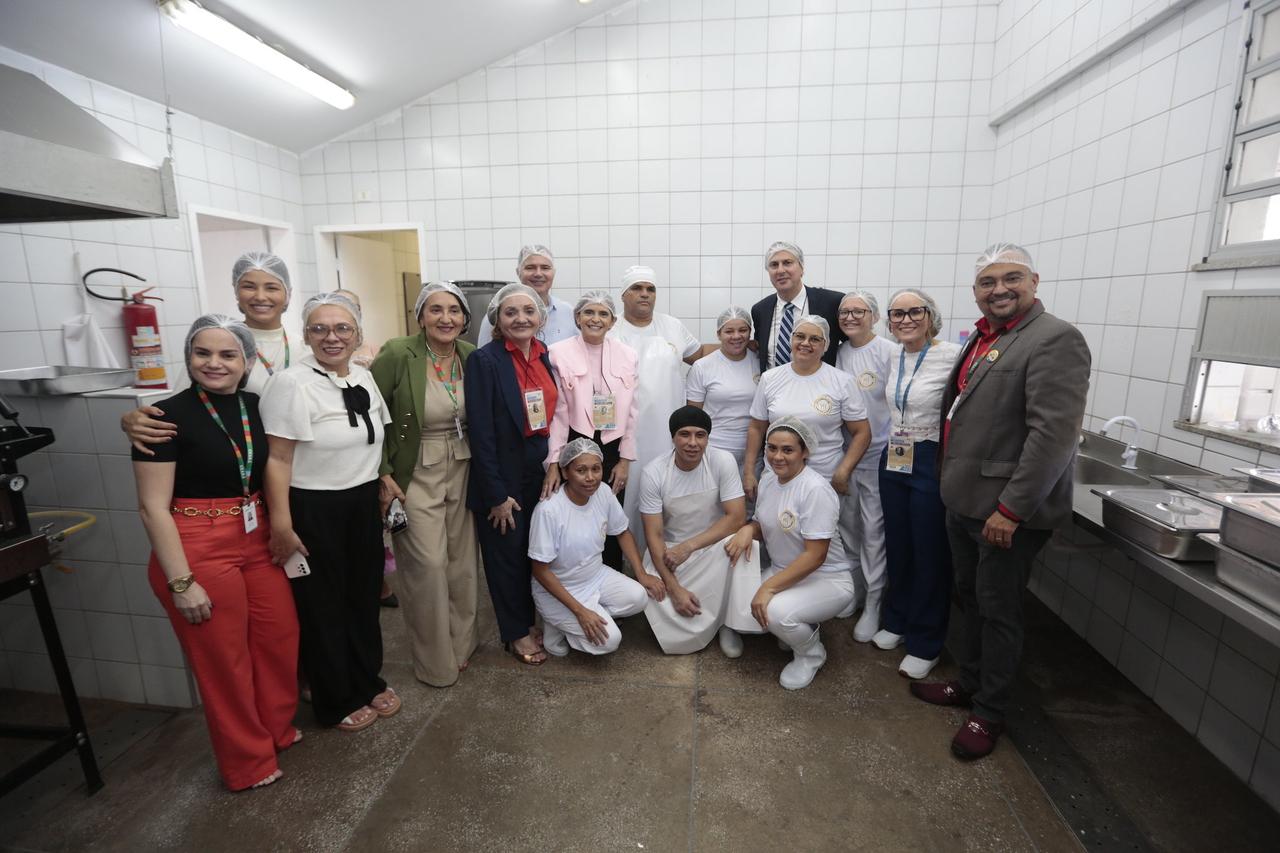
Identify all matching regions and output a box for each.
[0,0,630,152]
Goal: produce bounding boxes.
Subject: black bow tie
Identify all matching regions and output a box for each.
[313,369,375,445]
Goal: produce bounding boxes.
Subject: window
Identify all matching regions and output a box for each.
[1210,1,1280,257]
[1178,290,1280,448]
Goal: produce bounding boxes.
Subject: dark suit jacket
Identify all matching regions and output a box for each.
[750,285,847,371]
[463,339,554,513]
[938,301,1091,529]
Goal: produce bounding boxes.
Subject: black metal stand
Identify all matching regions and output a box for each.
[0,557,104,798]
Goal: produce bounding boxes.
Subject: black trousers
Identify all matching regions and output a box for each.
[475,436,547,643]
[289,480,386,726]
[568,427,625,571]
[946,511,1052,723]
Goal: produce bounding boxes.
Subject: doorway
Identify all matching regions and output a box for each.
[314,224,426,351]
[188,206,296,330]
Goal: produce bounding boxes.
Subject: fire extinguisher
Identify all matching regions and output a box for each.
[83,267,169,390]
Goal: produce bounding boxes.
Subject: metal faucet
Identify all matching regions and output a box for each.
[1100,415,1142,469]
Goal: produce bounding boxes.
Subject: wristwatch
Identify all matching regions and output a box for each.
[167,574,196,594]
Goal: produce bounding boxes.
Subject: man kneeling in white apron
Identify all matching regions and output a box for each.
[640,406,757,657]
[530,438,665,656]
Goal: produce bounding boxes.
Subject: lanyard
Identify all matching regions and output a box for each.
[894,341,931,421]
[427,347,461,415]
[257,329,290,376]
[197,388,253,498]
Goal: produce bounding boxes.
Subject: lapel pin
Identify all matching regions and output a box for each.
[986,349,1000,363]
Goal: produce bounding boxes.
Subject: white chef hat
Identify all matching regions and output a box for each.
[413,281,471,331]
[974,242,1036,279]
[715,305,752,333]
[792,314,831,353]
[620,265,656,291]
[766,415,818,455]
[765,241,804,267]
[184,314,257,390]
[231,251,292,307]
[558,436,604,468]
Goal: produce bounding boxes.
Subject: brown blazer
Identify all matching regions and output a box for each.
[938,301,1091,529]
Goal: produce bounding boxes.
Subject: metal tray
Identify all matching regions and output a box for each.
[1201,533,1280,615]
[1203,493,1280,569]
[1235,468,1280,493]
[0,365,134,396]
[1092,488,1221,561]
[1152,474,1252,498]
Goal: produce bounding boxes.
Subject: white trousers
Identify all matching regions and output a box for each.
[838,464,888,602]
[534,568,648,655]
[764,569,856,647]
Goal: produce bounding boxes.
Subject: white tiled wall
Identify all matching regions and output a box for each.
[298,0,1003,341]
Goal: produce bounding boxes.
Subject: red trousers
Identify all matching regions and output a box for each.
[149,496,299,791]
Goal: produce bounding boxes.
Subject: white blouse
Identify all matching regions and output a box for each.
[685,350,760,464]
[883,340,962,443]
[754,466,851,575]
[748,362,868,479]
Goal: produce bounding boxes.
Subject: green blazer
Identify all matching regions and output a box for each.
[370,332,476,491]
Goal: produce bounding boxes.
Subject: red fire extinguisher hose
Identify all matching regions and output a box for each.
[83,267,169,390]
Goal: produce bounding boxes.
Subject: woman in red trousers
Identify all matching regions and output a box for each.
[133,314,300,791]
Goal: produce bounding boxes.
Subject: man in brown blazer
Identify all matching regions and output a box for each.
[911,243,1091,760]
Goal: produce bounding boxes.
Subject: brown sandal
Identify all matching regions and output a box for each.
[505,641,546,666]
[371,687,401,718]
[337,706,378,732]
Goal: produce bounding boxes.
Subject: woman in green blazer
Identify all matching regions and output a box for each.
[372,282,479,687]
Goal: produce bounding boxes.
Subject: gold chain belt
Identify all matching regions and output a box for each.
[171,498,263,518]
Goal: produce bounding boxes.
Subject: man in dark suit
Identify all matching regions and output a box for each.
[910,243,1090,760]
[750,241,847,371]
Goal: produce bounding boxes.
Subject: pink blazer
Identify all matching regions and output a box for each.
[546,335,640,466]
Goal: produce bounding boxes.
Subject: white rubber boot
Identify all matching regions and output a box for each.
[853,591,882,643]
[779,629,827,690]
[542,623,570,657]
[718,626,743,659]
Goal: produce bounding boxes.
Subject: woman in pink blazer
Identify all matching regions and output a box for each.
[542,290,641,568]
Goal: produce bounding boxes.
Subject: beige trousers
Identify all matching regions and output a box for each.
[394,433,479,686]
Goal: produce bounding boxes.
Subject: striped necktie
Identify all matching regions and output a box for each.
[775,302,795,366]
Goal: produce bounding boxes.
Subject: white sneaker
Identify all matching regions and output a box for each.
[898,654,939,679]
[542,624,569,657]
[779,637,827,690]
[872,629,904,650]
[853,593,882,643]
[718,626,743,659]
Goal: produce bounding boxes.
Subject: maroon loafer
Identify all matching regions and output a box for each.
[910,679,973,708]
[951,714,1004,760]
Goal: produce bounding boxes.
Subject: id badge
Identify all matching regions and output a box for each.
[242,501,258,533]
[591,393,617,430]
[524,389,547,431]
[886,432,915,474]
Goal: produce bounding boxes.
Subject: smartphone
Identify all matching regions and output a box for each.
[386,498,408,534]
[283,550,311,579]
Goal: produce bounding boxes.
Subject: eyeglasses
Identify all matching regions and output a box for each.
[838,308,871,319]
[790,331,826,345]
[974,271,1029,292]
[306,323,357,340]
[887,307,927,323]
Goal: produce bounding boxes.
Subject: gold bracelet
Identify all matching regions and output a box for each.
[167,574,196,593]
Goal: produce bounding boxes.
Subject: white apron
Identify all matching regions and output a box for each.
[621,334,687,554]
[531,552,608,630]
[640,456,732,654]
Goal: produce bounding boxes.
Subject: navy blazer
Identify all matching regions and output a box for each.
[750,285,847,371]
[464,339,553,513]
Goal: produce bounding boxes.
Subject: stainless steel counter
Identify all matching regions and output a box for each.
[1067,434,1280,648]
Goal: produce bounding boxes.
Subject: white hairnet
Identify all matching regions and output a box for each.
[886,288,944,338]
[716,305,752,333]
[302,292,363,345]
[231,251,292,307]
[184,314,257,390]
[413,281,470,330]
[620,265,656,291]
[486,282,548,333]
[517,244,555,272]
[974,242,1036,279]
[840,291,881,323]
[792,314,831,353]
[765,241,804,268]
[558,436,604,468]
[766,416,818,455]
[574,289,617,318]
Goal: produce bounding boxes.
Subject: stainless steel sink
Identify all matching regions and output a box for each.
[1078,433,1202,476]
[1074,456,1150,486]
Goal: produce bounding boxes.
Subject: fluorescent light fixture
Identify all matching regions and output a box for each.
[159,0,354,110]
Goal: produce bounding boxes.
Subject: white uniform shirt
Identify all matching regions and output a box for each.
[477,295,577,346]
[836,335,898,470]
[611,313,700,361]
[685,350,760,463]
[749,363,868,479]
[638,447,745,515]
[259,356,391,490]
[246,325,299,396]
[766,287,810,369]
[754,466,851,574]
[528,486,630,572]
[883,340,962,443]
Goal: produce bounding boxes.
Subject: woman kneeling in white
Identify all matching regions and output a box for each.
[529,438,662,656]
[725,416,855,689]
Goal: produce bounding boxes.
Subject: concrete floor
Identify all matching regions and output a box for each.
[2,590,1277,853]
